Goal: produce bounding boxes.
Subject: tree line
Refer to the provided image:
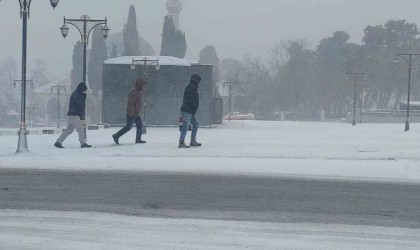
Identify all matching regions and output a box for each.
[215,19,420,120]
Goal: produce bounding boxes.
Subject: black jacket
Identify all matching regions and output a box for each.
[67,82,87,119]
[181,74,201,114]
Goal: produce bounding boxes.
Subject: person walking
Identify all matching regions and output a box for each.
[112,78,147,145]
[54,82,91,148]
[179,74,202,148]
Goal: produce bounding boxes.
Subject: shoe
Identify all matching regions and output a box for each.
[178,142,190,148]
[136,140,146,144]
[190,139,202,147]
[112,134,119,145]
[54,142,64,148]
[81,143,92,148]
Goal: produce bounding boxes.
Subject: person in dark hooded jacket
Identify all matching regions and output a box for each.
[54,82,91,148]
[112,78,147,144]
[179,74,202,148]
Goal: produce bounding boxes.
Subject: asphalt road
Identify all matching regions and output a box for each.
[1,169,419,228]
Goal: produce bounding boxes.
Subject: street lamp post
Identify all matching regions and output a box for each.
[359,82,369,124]
[130,58,160,134]
[346,72,367,126]
[3,0,60,153]
[60,15,110,85]
[394,53,420,132]
[224,81,238,121]
[51,85,66,128]
[27,104,37,127]
[60,15,109,138]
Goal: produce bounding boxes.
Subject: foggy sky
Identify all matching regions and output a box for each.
[1,0,420,79]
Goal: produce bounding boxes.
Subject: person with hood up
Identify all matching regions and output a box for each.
[179,74,202,148]
[54,82,91,148]
[112,78,147,144]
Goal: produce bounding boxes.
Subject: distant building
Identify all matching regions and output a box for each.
[32,77,101,127]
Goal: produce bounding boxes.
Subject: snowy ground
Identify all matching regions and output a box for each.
[1,120,420,182]
[1,120,420,249]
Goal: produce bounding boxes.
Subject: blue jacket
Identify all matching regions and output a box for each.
[67,82,87,119]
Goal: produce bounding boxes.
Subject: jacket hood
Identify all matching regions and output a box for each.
[190,74,201,86]
[135,78,146,91]
[76,82,88,94]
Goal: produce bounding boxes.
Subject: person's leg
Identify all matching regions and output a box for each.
[134,116,145,143]
[70,116,87,146]
[179,112,191,147]
[190,114,201,147]
[56,118,75,145]
[113,116,134,140]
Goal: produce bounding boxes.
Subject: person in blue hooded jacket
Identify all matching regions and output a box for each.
[179,74,202,148]
[54,82,91,148]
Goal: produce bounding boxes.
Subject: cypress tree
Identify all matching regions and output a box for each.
[88,26,108,97]
[160,15,187,58]
[123,5,140,56]
[70,41,83,91]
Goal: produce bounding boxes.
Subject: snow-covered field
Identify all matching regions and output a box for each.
[1,120,420,249]
[1,120,420,182]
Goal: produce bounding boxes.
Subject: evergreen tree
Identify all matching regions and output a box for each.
[88,26,108,97]
[123,5,140,56]
[111,43,118,58]
[160,16,187,58]
[70,41,83,91]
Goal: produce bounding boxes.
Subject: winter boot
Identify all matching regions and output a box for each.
[112,134,119,145]
[178,141,190,148]
[81,143,92,148]
[54,142,64,148]
[190,138,202,147]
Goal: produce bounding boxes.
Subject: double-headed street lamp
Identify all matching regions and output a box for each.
[2,0,60,154]
[130,58,160,134]
[13,79,34,89]
[346,72,367,126]
[51,85,66,128]
[394,53,420,132]
[60,15,110,84]
[359,82,369,124]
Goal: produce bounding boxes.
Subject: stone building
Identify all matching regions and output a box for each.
[103,56,218,127]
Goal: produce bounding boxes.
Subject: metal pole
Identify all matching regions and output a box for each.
[57,88,60,128]
[229,82,232,120]
[359,84,363,124]
[16,0,29,153]
[143,62,147,134]
[352,77,356,126]
[405,56,412,132]
[82,20,87,84]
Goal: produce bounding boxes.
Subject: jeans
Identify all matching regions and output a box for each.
[179,111,198,142]
[114,115,143,142]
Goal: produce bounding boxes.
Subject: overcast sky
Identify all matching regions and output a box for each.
[1,0,420,79]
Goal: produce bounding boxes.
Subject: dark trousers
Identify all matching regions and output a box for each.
[114,115,143,142]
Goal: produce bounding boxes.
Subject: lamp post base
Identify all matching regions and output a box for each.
[142,123,147,135]
[405,120,410,132]
[16,125,29,154]
[352,119,356,126]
